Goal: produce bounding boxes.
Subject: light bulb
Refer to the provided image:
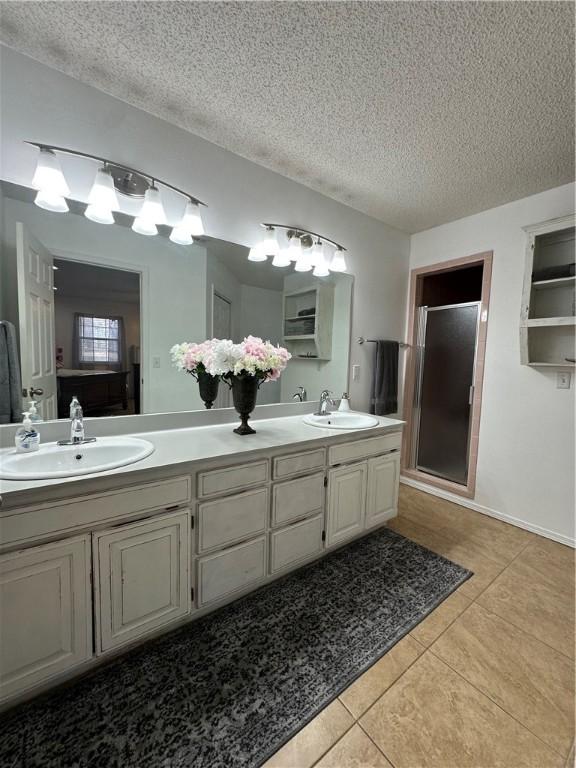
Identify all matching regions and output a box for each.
[32,147,70,197]
[176,199,204,237]
[87,166,119,210]
[248,243,267,262]
[169,227,193,245]
[287,236,302,262]
[85,204,114,225]
[34,190,69,213]
[331,247,347,272]
[132,217,158,236]
[262,227,280,258]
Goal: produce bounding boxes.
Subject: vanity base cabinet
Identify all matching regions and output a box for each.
[93,510,191,654]
[197,535,267,608]
[0,536,92,703]
[365,453,400,528]
[326,462,368,548]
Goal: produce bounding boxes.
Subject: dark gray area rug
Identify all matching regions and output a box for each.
[1,527,471,768]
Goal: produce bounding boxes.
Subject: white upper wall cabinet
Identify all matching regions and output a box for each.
[520,215,575,368]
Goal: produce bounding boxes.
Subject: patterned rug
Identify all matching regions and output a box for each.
[1,527,471,768]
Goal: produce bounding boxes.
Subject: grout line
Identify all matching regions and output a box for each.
[357,720,399,768]
[409,591,475,648]
[308,716,356,768]
[426,644,569,761]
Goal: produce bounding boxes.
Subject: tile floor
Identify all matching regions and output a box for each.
[264,485,575,768]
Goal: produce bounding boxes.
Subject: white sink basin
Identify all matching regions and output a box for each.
[302,411,379,430]
[0,437,155,480]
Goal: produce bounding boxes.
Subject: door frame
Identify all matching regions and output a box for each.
[401,251,493,499]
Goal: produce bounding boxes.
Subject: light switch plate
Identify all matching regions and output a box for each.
[556,372,571,389]
[352,364,360,381]
[152,356,161,369]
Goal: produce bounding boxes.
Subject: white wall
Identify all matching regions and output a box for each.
[1,196,207,413]
[0,47,410,412]
[409,183,576,545]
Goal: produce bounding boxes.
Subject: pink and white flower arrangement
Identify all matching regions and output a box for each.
[171,336,291,381]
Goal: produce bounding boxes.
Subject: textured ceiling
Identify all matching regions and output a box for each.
[0,1,573,233]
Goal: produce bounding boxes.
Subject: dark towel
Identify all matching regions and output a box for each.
[369,340,399,416]
[0,320,22,424]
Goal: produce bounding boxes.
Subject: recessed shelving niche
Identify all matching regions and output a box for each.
[283,284,334,360]
[520,215,576,368]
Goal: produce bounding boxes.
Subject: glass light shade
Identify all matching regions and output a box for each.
[85,204,114,225]
[294,248,314,272]
[169,226,193,245]
[132,217,158,236]
[32,148,70,197]
[177,200,204,236]
[309,240,325,267]
[312,246,330,277]
[87,167,119,210]
[138,186,166,226]
[272,248,292,267]
[287,236,302,262]
[34,190,69,213]
[262,227,280,258]
[331,248,347,272]
[248,243,268,262]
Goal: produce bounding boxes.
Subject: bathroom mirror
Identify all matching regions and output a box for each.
[0,181,353,423]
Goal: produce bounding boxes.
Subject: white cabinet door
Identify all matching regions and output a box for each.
[326,462,367,548]
[366,453,400,529]
[197,535,267,607]
[0,536,92,702]
[94,510,190,653]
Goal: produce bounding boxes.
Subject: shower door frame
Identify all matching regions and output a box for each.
[401,251,493,499]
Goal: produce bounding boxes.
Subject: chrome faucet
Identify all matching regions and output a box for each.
[58,400,96,446]
[315,389,334,416]
[292,386,307,402]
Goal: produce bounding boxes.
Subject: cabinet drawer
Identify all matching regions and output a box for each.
[197,536,267,607]
[273,448,326,480]
[271,473,325,528]
[1,476,192,548]
[198,488,268,553]
[198,460,269,498]
[270,514,324,574]
[328,432,402,466]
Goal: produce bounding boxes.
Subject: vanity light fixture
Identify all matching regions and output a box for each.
[26,142,207,244]
[250,223,348,275]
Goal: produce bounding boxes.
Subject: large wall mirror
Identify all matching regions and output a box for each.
[0,181,353,423]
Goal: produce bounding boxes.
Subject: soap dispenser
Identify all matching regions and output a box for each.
[28,399,42,422]
[15,412,40,453]
[338,392,351,412]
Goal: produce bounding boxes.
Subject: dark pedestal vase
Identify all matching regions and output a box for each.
[230,374,260,435]
[197,370,220,409]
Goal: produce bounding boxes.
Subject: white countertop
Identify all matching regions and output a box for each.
[0,413,404,500]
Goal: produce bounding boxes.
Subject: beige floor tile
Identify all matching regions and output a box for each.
[264,700,353,768]
[478,558,575,659]
[432,602,575,757]
[360,652,563,768]
[339,635,424,718]
[399,486,533,565]
[517,537,575,592]
[409,590,471,647]
[314,725,393,768]
[387,516,447,555]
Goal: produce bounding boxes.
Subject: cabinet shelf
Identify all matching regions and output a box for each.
[524,317,576,327]
[528,361,575,368]
[532,276,576,290]
[283,334,315,340]
[284,315,316,321]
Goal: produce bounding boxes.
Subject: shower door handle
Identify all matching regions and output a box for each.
[468,385,475,405]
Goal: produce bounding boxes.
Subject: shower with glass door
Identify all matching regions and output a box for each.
[411,302,480,485]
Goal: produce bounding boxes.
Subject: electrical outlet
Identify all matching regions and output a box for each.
[152,356,161,369]
[352,364,360,381]
[556,372,571,389]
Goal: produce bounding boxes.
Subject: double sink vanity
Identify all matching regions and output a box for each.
[0,410,403,707]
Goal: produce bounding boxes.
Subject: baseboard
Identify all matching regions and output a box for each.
[400,475,576,549]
